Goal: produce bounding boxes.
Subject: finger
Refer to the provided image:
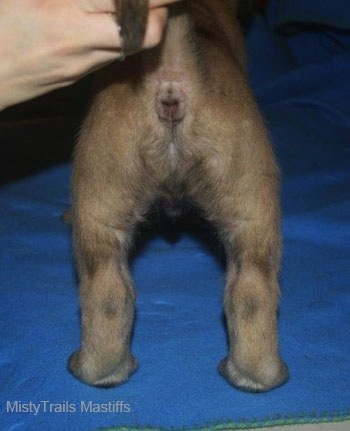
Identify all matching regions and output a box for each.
[83,3,170,50]
[84,12,123,49]
[73,48,124,80]
[83,0,183,13]
[81,0,117,13]
[142,6,168,48]
[149,0,183,8]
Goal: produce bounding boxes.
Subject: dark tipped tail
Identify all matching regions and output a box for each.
[119,0,149,54]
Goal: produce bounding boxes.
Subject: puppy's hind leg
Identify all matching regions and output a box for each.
[68,121,156,388]
[191,108,289,392]
[68,207,137,388]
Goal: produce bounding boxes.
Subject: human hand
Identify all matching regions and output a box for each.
[0,0,182,111]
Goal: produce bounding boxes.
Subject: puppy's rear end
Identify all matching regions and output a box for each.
[68,0,289,392]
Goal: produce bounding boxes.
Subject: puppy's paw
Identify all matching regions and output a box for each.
[68,351,137,388]
[219,356,289,393]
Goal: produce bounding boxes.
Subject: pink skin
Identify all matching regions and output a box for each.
[0,0,183,111]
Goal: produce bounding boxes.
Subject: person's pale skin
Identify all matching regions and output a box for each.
[0,0,182,111]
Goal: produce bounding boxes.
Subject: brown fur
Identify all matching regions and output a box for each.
[67,0,289,392]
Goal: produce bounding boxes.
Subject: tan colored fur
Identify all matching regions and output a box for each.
[68,0,289,391]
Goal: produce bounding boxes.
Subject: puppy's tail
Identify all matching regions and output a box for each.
[118,0,149,55]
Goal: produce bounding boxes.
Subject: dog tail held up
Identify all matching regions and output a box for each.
[118,0,149,55]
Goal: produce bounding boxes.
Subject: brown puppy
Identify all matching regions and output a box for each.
[68,0,289,392]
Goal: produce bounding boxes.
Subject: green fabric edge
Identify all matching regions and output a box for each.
[96,412,350,431]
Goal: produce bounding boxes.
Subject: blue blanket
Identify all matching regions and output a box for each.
[1,2,350,430]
